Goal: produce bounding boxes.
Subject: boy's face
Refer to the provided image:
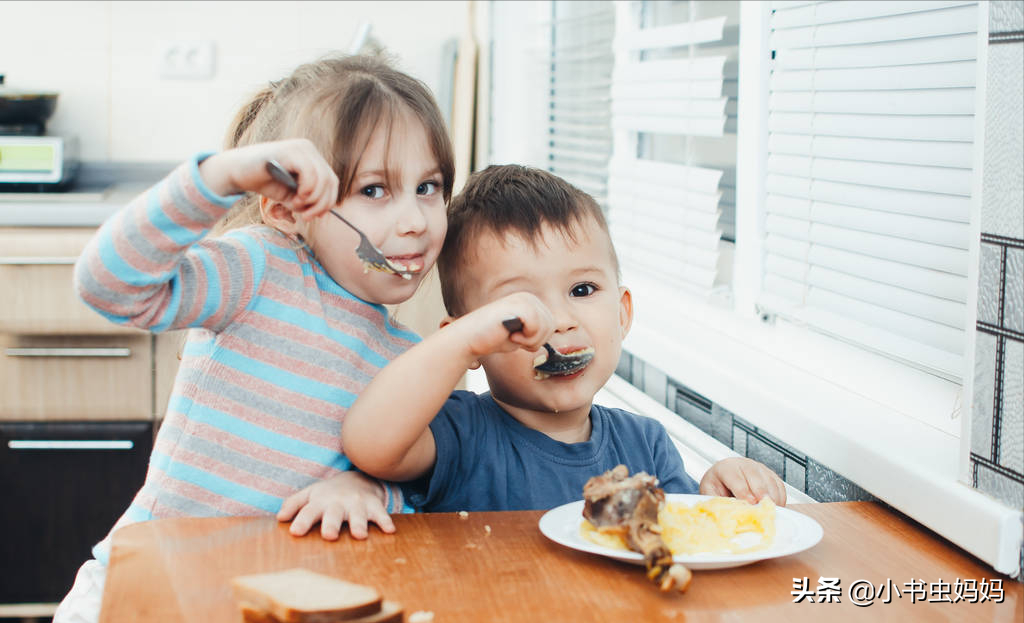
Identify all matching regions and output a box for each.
[461,217,632,417]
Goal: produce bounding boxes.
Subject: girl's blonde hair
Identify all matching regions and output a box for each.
[214,53,455,234]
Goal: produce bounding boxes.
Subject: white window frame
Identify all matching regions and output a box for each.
[484,0,1022,574]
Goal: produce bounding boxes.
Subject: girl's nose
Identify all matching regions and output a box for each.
[395,193,428,236]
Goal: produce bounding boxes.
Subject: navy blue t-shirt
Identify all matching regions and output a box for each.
[402,390,700,512]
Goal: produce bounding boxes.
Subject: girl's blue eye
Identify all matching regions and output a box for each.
[417,180,440,196]
[570,283,597,297]
[361,185,385,199]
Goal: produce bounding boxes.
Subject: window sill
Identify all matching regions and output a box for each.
[621,270,1023,575]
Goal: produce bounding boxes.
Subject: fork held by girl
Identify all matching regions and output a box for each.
[54,52,454,623]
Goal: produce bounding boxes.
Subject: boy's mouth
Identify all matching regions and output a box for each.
[533,345,595,380]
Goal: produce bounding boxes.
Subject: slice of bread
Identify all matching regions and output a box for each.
[231,568,383,623]
[241,600,404,623]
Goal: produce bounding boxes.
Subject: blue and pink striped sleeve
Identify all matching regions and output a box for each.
[75,154,266,333]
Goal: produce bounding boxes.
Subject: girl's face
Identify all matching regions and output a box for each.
[299,110,447,305]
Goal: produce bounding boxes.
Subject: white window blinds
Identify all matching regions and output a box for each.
[758,0,978,380]
[608,0,737,295]
[547,1,616,207]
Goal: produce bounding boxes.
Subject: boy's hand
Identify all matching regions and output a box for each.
[276,471,396,540]
[198,138,340,220]
[700,457,787,506]
[454,292,556,363]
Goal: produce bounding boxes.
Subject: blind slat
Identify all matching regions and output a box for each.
[766,155,972,196]
[768,112,974,142]
[768,133,974,169]
[771,4,976,49]
[617,15,726,49]
[774,33,976,70]
[770,1,972,28]
[770,61,977,92]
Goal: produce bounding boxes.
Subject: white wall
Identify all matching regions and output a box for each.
[1,0,467,162]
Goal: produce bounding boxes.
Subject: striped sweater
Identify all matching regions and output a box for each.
[75,155,418,563]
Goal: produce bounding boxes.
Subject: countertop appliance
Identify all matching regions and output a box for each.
[0,74,79,191]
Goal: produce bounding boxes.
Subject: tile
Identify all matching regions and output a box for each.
[732,427,748,456]
[1005,248,1024,334]
[785,457,806,493]
[631,355,645,390]
[972,332,998,459]
[999,340,1023,474]
[643,365,668,407]
[710,404,734,448]
[990,0,1024,33]
[615,351,633,382]
[753,426,805,460]
[982,43,1024,240]
[975,462,1024,511]
[806,459,877,503]
[674,394,715,439]
[978,243,1004,325]
[746,434,785,478]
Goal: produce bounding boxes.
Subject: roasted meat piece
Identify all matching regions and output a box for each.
[582,465,692,592]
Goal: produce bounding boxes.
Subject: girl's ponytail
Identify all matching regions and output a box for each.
[224,83,276,149]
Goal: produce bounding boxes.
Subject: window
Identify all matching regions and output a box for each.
[757,0,979,381]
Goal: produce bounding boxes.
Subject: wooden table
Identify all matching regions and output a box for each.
[100,502,1021,622]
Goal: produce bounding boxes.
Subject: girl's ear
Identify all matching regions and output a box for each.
[618,286,634,338]
[259,196,303,235]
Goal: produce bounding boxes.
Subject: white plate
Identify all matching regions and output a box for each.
[538,493,824,570]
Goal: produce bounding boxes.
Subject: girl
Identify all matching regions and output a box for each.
[55,53,454,623]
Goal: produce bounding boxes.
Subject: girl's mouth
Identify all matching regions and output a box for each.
[384,254,425,274]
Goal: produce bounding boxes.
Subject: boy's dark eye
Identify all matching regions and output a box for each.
[361,185,385,199]
[570,283,597,297]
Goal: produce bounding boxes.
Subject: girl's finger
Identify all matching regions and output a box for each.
[320,506,346,541]
[346,506,370,540]
[366,504,396,535]
[288,503,322,537]
[276,488,310,521]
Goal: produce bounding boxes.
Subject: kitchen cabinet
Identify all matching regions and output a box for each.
[0,421,152,604]
[0,225,181,608]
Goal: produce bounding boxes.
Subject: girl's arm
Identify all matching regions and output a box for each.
[74,140,337,332]
[342,292,556,482]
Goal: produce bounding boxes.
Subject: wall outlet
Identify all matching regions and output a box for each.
[159,41,216,79]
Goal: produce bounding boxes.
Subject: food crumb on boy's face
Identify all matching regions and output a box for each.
[464,218,629,418]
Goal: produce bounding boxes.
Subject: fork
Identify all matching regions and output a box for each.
[502,317,595,375]
[264,159,413,279]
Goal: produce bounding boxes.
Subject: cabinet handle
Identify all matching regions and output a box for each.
[7,440,134,450]
[5,347,132,358]
[0,256,78,265]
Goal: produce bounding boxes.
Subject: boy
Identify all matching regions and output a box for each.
[342,165,787,511]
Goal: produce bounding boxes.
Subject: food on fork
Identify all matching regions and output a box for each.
[581,465,692,592]
[231,568,404,622]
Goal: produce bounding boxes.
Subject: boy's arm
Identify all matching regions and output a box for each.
[343,292,555,482]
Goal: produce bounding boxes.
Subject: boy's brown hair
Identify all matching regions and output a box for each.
[216,53,455,233]
[438,164,619,316]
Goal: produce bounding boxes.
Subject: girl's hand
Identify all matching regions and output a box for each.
[276,471,396,540]
[453,292,557,363]
[198,138,340,220]
[700,457,788,506]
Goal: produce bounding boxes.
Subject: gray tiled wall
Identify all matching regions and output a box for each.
[969,1,1024,581]
[616,350,878,504]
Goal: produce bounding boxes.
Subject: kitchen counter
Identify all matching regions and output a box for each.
[0,162,177,227]
[99,502,1022,622]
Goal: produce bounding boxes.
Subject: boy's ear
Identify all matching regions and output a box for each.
[618,286,634,338]
[259,196,302,235]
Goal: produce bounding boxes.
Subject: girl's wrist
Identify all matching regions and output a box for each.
[197,152,241,197]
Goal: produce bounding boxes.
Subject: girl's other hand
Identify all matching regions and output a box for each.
[276,471,396,540]
[199,138,340,220]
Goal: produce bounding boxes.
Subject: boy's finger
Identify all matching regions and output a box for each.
[276,489,310,521]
